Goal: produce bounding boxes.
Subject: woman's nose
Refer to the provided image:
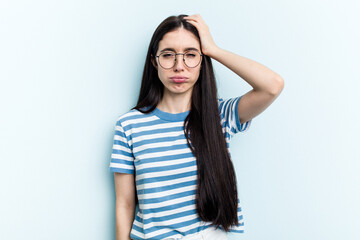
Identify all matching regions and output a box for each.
[173,55,185,70]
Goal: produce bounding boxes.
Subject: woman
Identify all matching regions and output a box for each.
[109,14,284,240]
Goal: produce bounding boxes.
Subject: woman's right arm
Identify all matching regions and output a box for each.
[114,172,136,240]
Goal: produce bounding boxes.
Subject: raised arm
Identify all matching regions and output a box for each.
[208,47,284,124]
[184,14,284,124]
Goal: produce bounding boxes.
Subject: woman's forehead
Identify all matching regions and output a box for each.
[158,29,200,52]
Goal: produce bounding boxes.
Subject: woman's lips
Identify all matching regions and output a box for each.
[171,77,188,83]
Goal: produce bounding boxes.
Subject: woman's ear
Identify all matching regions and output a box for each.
[151,54,158,70]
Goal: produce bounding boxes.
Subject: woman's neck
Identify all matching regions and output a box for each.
[157,91,192,114]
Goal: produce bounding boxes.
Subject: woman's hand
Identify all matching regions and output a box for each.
[183,14,219,57]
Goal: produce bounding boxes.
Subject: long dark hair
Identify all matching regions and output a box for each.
[131,14,239,232]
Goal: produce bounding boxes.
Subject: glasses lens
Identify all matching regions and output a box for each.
[184,50,201,68]
[159,52,176,69]
[158,51,201,69]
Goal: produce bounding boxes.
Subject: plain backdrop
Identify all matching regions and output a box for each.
[1,0,359,240]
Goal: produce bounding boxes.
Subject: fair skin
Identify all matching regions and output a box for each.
[154,14,284,124]
[114,172,136,240]
[151,28,201,114]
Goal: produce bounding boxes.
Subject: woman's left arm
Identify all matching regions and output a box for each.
[184,14,284,124]
[206,47,284,94]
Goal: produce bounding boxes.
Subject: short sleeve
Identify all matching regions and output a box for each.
[218,95,252,139]
[109,119,135,174]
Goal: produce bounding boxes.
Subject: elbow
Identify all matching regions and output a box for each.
[269,75,284,95]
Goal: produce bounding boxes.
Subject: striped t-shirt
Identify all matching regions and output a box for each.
[109,96,252,240]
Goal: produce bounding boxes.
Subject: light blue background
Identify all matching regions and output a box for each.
[1,0,359,239]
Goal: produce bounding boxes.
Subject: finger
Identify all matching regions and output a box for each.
[184,14,198,17]
[184,18,198,23]
[184,15,199,20]
[183,16,197,21]
[186,18,205,27]
[185,19,199,27]
[185,17,201,24]
[188,14,203,22]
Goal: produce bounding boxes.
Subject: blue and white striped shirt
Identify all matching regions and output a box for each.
[109,96,252,240]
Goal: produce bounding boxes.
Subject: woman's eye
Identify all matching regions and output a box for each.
[162,53,174,58]
[186,53,196,58]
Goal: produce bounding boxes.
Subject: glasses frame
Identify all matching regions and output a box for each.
[155,50,203,69]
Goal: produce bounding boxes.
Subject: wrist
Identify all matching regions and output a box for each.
[204,45,222,59]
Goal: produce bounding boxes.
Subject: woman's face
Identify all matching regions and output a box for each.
[151,28,202,96]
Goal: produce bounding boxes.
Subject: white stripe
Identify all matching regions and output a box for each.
[111,153,134,161]
[133,138,188,153]
[136,164,197,181]
[132,130,185,144]
[140,194,196,210]
[136,174,197,191]
[112,144,132,153]
[122,115,158,126]
[109,162,133,170]
[128,121,184,134]
[135,156,195,173]
[136,148,193,161]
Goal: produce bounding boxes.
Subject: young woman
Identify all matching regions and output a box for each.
[109,14,284,240]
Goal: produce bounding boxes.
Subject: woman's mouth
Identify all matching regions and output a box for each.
[171,77,188,83]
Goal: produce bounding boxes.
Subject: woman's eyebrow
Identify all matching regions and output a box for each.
[160,47,199,52]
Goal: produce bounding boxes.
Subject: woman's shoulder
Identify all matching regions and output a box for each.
[115,106,153,125]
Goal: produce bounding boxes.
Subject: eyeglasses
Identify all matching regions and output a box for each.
[155,50,203,69]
